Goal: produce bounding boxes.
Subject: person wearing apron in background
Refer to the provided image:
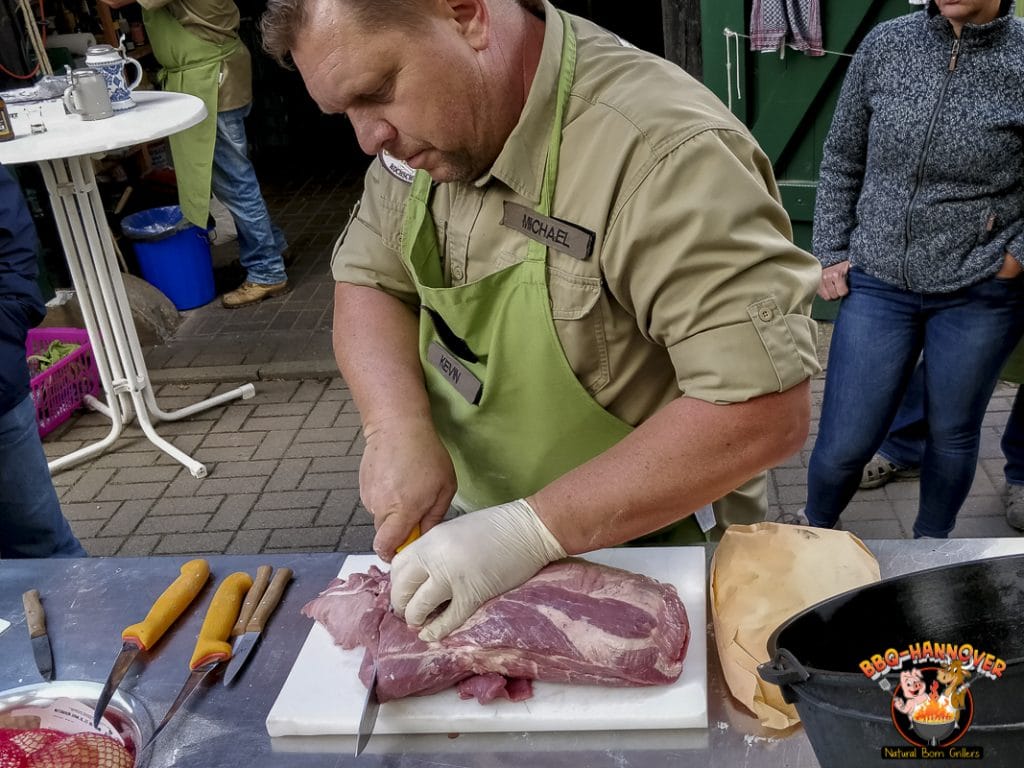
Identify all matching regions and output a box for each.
[100,0,290,308]
[262,0,822,641]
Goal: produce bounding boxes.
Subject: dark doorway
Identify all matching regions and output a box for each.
[237,0,666,180]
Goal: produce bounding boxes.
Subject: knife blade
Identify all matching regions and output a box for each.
[355,663,381,757]
[142,571,253,753]
[223,567,293,686]
[93,559,210,728]
[355,525,421,756]
[22,590,53,682]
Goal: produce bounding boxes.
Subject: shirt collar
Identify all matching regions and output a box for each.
[474,0,564,202]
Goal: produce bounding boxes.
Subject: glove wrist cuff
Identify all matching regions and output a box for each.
[505,498,568,562]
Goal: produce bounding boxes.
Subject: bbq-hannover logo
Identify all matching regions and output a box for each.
[858,642,1006,759]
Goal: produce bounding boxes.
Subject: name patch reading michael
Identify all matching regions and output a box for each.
[501,202,595,260]
[427,341,482,404]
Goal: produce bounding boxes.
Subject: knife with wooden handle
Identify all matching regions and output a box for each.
[22,590,53,682]
[231,565,272,639]
[223,567,293,686]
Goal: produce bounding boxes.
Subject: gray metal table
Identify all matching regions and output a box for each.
[2,541,1022,767]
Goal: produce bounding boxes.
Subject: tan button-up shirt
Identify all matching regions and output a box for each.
[138,0,252,111]
[333,5,821,527]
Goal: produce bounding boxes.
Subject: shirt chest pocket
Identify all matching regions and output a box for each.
[546,264,610,396]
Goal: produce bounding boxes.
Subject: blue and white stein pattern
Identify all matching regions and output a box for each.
[85,45,143,112]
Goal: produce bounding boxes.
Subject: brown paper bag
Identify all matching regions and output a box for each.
[709,522,881,729]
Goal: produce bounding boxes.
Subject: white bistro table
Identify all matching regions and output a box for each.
[0,90,254,478]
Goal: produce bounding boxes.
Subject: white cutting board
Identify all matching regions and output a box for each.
[266,547,707,736]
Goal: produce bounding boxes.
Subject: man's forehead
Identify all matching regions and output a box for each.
[293,17,399,108]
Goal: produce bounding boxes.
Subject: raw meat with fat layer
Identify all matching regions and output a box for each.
[302,558,690,703]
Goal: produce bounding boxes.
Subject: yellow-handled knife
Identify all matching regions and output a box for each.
[92,559,210,727]
[356,524,421,757]
[143,571,253,752]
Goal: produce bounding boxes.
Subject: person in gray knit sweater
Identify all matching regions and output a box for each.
[803,0,1024,538]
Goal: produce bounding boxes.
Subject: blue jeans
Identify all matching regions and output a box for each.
[0,396,86,558]
[806,269,1024,538]
[211,104,287,286]
[881,365,1024,486]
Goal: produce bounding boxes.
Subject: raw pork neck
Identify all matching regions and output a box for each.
[302,558,690,703]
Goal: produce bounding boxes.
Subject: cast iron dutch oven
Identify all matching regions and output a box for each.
[758,554,1024,767]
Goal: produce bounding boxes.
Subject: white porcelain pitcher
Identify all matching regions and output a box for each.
[85,43,143,111]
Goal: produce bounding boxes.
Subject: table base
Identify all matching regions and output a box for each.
[39,154,253,478]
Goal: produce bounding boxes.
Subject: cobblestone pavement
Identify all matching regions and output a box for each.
[42,376,1023,558]
[36,168,1024,555]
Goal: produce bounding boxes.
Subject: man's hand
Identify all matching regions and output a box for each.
[817,260,850,301]
[390,499,567,642]
[362,415,456,561]
[98,0,138,9]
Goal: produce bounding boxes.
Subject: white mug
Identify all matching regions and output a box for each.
[85,43,143,111]
[63,69,114,121]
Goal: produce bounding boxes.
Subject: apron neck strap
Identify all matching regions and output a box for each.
[538,11,576,218]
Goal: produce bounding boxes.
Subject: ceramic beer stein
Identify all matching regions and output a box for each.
[85,43,143,111]
[63,69,114,121]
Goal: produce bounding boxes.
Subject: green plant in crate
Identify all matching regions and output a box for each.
[26,340,80,374]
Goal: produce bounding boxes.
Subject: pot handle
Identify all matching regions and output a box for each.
[758,648,811,689]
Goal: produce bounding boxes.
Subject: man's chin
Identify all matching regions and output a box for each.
[417,154,481,184]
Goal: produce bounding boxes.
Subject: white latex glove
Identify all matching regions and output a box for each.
[390,499,567,642]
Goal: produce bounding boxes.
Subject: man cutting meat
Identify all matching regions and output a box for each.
[261,0,821,641]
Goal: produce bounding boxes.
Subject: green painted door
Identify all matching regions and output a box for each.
[699,0,913,318]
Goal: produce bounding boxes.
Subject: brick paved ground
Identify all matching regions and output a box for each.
[37,169,1024,555]
[42,375,1023,557]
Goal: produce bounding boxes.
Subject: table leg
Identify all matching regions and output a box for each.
[38,156,255,479]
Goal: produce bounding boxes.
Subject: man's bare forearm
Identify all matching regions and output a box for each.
[332,282,431,433]
[529,378,811,553]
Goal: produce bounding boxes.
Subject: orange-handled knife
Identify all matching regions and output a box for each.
[93,559,210,727]
[356,524,420,757]
[397,525,421,553]
[143,571,252,752]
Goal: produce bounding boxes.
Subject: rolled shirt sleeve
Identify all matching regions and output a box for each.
[602,128,821,404]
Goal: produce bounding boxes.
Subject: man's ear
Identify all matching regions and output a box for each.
[442,0,490,50]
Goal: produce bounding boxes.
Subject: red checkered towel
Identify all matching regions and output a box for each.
[750,0,824,56]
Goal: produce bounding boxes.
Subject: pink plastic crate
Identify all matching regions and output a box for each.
[26,327,101,438]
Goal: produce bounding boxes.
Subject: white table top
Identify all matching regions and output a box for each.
[0,91,206,165]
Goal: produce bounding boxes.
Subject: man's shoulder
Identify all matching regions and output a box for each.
[568,16,748,160]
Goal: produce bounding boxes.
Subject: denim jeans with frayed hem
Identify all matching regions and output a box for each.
[211,103,287,286]
[806,269,1024,538]
[0,395,86,558]
[880,365,1024,487]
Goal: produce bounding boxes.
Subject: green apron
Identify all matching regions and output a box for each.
[143,6,240,228]
[400,13,705,544]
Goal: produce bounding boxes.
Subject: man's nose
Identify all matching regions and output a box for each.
[349,111,396,157]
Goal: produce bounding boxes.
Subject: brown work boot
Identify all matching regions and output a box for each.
[221,280,289,308]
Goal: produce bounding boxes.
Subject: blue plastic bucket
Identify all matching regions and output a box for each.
[121,205,215,310]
